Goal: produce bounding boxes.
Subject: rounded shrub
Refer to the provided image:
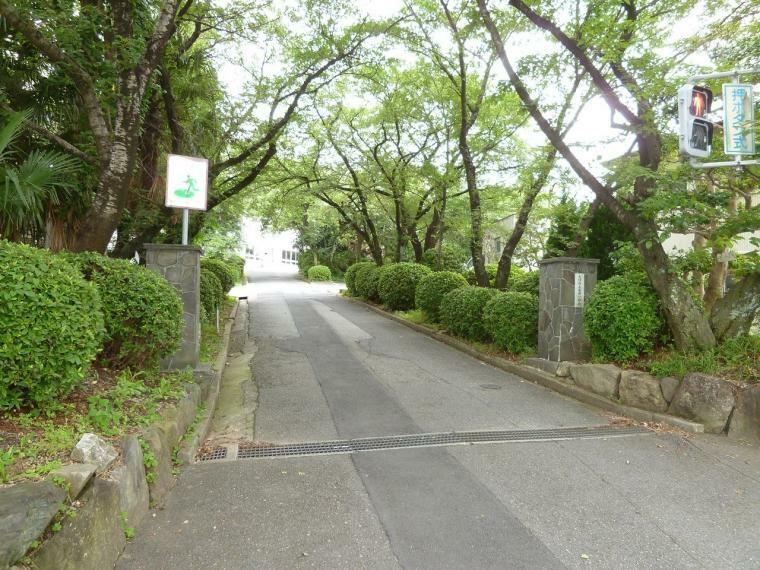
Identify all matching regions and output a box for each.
[377,262,432,311]
[415,271,468,321]
[307,264,332,281]
[200,269,224,321]
[421,244,467,272]
[355,264,381,301]
[345,261,375,296]
[70,253,184,368]
[223,255,245,282]
[483,292,539,354]
[509,270,539,295]
[439,286,498,342]
[200,258,236,293]
[584,275,664,362]
[0,242,104,410]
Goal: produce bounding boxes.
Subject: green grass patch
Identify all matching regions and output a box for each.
[641,334,758,384]
[0,368,194,484]
[394,309,446,331]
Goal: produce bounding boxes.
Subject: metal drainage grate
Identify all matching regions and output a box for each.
[198,447,228,462]
[236,425,650,460]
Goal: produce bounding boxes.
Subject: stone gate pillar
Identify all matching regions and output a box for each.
[538,257,599,362]
[144,244,202,369]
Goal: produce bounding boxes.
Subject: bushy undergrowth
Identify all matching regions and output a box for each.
[483,291,539,354]
[0,368,193,483]
[0,242,104,410]
[307,264,332,281]
[464,263,498,286]
[415,271,468,321]
[439,286,498,342]
[421,244,467,272]
[70,253,184,368]
[584,275,664,362]
[645,334,759,383]
[377,263,432,311]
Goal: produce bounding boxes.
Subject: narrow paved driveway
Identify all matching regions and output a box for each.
[118,267,760,569]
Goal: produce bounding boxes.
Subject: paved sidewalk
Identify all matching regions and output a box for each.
[117,267,760,569]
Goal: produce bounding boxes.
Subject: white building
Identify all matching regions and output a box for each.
[241,218,299,267]
[662,193,759,257]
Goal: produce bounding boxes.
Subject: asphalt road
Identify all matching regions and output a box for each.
[118,266,760,570]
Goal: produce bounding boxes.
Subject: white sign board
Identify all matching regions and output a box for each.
[165,154,208,211]
[723,84,755,155]
[574,273,585,308]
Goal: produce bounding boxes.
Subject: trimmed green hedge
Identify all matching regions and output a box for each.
[415,271,468,321]
[223,255,245,283]
[377,263,432,311]
[584,275,664,362]
[201,258,237,293]
[439,286,498,342]
[355,264,381,301]
[0,242,105,410]
[509,270,539,295]
[345,261,375,296]
[483,292,539,354]
[200,269,224,321]
[71,253,184,368]
[307,265,332,281]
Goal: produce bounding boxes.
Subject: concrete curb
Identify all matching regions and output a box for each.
[347,297,704,434]
[177,300,240,464]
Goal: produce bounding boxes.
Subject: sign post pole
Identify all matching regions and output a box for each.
[182,208,189,245]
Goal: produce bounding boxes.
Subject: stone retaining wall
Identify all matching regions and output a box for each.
[1,371,214,570]
[525,357,758,441]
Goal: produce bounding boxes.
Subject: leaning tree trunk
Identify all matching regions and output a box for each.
[710,273,760,340]
[71,71,149,253]
[634,231,716,350]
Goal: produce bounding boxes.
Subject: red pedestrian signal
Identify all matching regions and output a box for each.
[679,84,713,158]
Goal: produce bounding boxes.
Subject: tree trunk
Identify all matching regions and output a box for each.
[461,142,487,286]
[495,149,556,289]
[710,273,760,340]
[634,232,716,349]
[424,207,442,251]
[409,229,424,262]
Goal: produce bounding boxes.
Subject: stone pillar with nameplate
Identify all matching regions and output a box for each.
[538,257,599,362]
[144,243,202,369]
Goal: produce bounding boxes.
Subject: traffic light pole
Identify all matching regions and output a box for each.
[687,68,759,170]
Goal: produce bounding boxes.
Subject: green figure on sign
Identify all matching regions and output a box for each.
[174,175,198,198]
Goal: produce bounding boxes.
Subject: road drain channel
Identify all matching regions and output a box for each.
[198,425,651,462]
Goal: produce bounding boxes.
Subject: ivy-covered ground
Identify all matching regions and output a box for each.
[0,368,193,484]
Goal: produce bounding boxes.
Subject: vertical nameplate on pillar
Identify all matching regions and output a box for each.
[538,258,599,362]
[144,244,202,369]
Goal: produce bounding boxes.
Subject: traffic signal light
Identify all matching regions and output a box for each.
[678,84,713,158]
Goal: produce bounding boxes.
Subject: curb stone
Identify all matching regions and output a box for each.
[177,299,239,465]
[347,297,705,434]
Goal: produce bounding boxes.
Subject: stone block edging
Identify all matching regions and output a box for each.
[3,302,240,570]
[346,297,704,434]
